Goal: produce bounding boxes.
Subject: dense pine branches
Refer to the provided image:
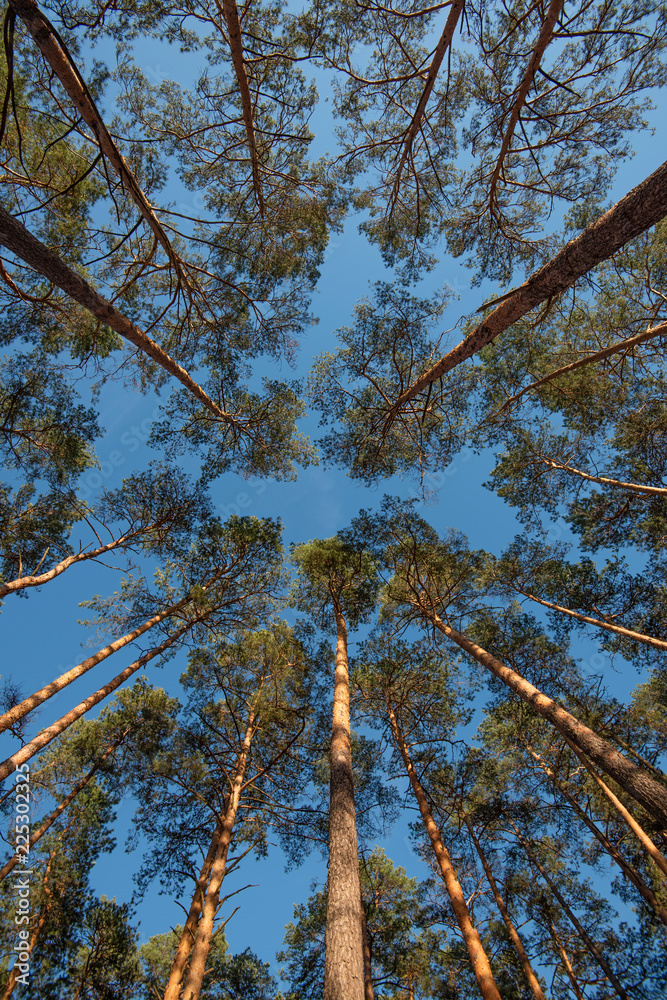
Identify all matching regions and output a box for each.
[2,0,667,997]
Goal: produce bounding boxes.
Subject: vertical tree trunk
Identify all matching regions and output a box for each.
[510,820,630,1000]
[386,702,502,1000]
[180,713,256,1000]
[0,622,192,781]
[360,893,374,1000]
[461,812,546,1000]
[323,606,365,1000]
[163,822,223,1000]
[428,613,667,827]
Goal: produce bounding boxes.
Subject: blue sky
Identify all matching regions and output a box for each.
[2,14,666,983]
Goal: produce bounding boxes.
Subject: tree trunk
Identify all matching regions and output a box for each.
[512,586,667,650]
[0,206,239,430]
[461,812,546,1000]
[510,819,630,1000]
[361,893,374,1000]
[180,714,256,1000]
[8,0,189,286]
[0,596,196,735]
[0,621,192,781]
[494,319,667,416]
[545,915,585,1000]
[0,533,133,599]
[562,736,667,879]
[323,606,365,1000]
[428,612,667,827]
[523,743,667,925]
[163,822,223,1000]
[385,157,667,421]
[386,702,502,1000]
[0,734,128,881]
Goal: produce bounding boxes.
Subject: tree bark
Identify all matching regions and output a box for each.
[180,714,256,1000]
[163,822,223,1000]
[323,606,365,1000]
[390,0,464,208]
[0,533,133,599]
[487,0,563,211]
[545,916,585,1000]
[510,819,631,1000]
[536,457,667,498]
[427,611,667,827]
[8,0,191,290]
[461,812,546,1000]
[523,743,667,925]
[386,702,502,1000]
[384,157,667,423]
[215,0,264,213]
[562,736,667,879]
[361,893,374,1000]
[0,206,243,432]
[513,586,667,651]
[0,594,197,735]
[0,621,192,781]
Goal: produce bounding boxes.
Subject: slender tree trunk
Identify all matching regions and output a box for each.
[510,819,630,1000]
[8,0,190,287]
[0,206,241,431]
[0,734,128,882]
[562,736,667,879]
[524,743,667,925]
[0,595,196,735]
[461,812,546,1000]
[385,157,667,422]
[513,586,667,650]
[535,457,667,497]
[390,0,464,205]
[323,606,365,1000]
[215,0,264,213]
[0,533,133,599]
[427,611,667,827]
[0,621,192,782]
[163,822,223,1000]
[360,893,374,1000]
[494,320,667,416]
[487,0,562,209]
[180,714,256,1000]
[546,915,585,1000]
[386,701,502,1000]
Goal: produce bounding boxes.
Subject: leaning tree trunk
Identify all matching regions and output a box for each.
[509,818,630,1000]
[323,605,365,1000]
[0,566,226,735]
[562,736,667,878]
[180,714,256,1000]
[0,622,193,782]
[163,822,223,1000]
[522,742,667,926]
[461,812,546,1000]
[386,702,502,1000]
[425,610,667,828]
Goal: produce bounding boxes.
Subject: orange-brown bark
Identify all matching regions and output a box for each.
[387,703,501,1000]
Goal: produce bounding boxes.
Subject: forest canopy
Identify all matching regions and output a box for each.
[1,1,667,998]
